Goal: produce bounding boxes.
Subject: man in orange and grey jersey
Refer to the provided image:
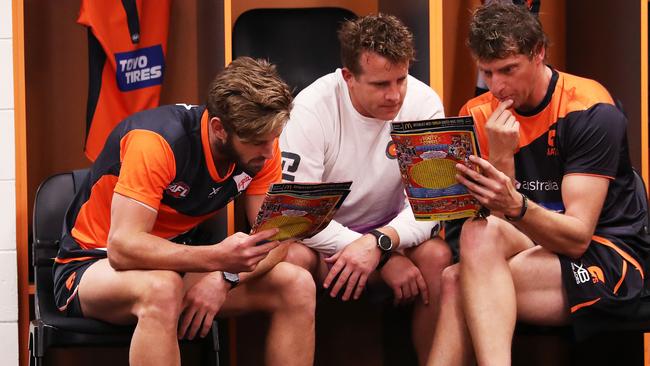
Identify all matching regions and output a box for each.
[53,57,315,366]
[428,4,649,365]
[445,0,542,260]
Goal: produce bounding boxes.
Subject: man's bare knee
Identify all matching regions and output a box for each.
[134,271,185,324]
[408,238,452,276]
[268,262,316,313]
[285,243,319,273]
[461,217,534,264]
[440,265,461,299]
[459,217,509,260]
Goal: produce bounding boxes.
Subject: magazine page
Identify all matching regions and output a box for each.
[251,182,352,241]
[391,116,482,221]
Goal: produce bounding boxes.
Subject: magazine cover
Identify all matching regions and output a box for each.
[391,116,482,221]
[250,182,352,241]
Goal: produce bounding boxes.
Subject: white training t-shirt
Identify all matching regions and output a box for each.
[280,69,445,256]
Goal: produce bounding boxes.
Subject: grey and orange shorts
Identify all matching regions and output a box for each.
[558,234,647,339]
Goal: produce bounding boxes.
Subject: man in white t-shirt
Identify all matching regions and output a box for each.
[280,13,451,365]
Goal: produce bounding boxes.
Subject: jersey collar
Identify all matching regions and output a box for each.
[515,67,559,117]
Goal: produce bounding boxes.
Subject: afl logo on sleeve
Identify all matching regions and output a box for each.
[165,181,190,198]
[115,45,165,91]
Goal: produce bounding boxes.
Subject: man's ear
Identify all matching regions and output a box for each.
[341,67,355,85]
[210,117,228,142]
[533,44,546,64]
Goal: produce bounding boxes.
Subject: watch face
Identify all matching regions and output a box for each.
[223,272,239,284]
[377,235,392,251]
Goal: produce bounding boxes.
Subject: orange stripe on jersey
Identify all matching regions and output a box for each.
[115,129,176,210]
[593,235,645,279]
[54,256,99,264]
[571,297,601,313]
[201,110,235,182]
[614,260,628,295]
[246,139,282,195]
[65,272,77,290]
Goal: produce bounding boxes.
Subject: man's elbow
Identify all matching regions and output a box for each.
[106,232,131,270]
[564,237,592,260]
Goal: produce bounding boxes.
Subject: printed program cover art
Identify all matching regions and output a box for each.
[391,116,482,221]
[250,182,352,241]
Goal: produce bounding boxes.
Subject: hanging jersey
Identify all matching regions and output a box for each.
[461,69,649,261]
[54,104,281,264]
[78,0,171,161]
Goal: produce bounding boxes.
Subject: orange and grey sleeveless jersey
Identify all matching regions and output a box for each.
[461,69,649,259]
[78,0,171,161]
[54,104,281,265]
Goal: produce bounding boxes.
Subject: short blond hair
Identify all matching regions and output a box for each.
[206,57,293,141]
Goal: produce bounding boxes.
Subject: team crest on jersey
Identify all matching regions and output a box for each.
[115,45,165,91]
[233,172,253,192]
[385,141,398,159]
[165,182,190,198]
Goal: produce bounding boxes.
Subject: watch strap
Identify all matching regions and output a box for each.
[505,193,528,222]
[376,251,392,270]
[367,229,383,241]
[368,229,392,270]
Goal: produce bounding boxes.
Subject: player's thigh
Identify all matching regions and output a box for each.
[509,246,570,326]
[78,259,184,325]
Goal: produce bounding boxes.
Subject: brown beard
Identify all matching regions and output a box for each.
[214,135,264,176]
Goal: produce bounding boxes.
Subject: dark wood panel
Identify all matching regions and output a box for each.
[567,0,642,170]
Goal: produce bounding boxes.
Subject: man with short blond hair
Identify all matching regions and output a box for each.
[281,14,451,365]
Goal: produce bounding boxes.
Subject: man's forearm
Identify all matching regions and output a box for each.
[489,155,515,183]
[107,231,221,272]
[509,200,593,258]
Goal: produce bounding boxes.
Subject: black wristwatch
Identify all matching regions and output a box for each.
[368,229,393,270]
[504,193,528,222]
[222,271,240,289]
